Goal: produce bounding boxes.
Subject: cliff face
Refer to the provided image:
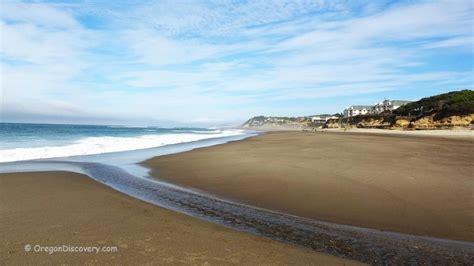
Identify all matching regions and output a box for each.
[409,113,474,129]
[325,113,474,130]
[244,113,474,131]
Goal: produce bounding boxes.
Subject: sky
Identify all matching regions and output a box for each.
[0,0,473,126]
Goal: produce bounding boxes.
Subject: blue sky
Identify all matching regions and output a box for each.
[1,0,473,126]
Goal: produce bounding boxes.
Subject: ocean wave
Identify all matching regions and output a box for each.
[107,125,145,128]
[0,130,244,163]
[171,129,222,134]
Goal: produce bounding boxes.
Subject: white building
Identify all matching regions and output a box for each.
[372,100,413,114]
[344,100,413,117]
[343,105,373,118]
[311,115,339,123]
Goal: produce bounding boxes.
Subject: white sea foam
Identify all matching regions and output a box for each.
[0,130,245,163]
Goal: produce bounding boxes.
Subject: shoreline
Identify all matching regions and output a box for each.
[1,171,353,265]
[1,130,473,263]
[0,128,249,164]
[245,126,473,139]
[319,127,473,139]
[144,131,474,242]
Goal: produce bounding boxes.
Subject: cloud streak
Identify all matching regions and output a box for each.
[1,0,473,125]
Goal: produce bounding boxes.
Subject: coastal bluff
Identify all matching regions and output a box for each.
[243,90,474,131]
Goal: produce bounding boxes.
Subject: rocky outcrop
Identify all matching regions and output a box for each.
[325,114,474,130]
[410,114,474,129]
[325,116,393,129]
[392,118,410,129]
[325,119,341,129]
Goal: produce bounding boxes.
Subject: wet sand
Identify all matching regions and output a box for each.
[0,171,355,265]
[144,131,474,242]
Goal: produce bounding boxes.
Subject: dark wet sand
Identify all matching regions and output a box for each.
[0,171,357,265]
[144,131,474,242]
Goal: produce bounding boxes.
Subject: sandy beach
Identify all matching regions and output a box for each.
[144,131,474,242]
[321,128,474,139]
[0,171,355,265]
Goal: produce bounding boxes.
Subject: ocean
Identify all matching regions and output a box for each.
[0,123,245,163]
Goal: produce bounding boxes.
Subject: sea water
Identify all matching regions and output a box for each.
[0,123,245,163]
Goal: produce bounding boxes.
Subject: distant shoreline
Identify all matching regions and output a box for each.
[244,126,473,139]
[320,127,473,138]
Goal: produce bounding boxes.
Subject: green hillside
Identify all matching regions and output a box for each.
[394,90,474,119]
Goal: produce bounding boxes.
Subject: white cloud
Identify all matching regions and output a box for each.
[423,36,473,49]
[0,2,80,29]
[0,2,97,116]
[1,0,473,125]
[123,30,222,66]
[119,0,348,37]
[0,21,87,65]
